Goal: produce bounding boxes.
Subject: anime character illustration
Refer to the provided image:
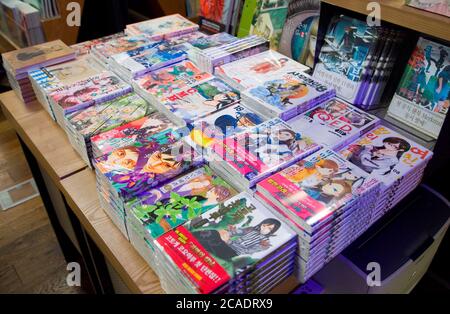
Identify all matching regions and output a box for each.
[250,57,289,74]
[347,137,411,175]
[325,99,349,117]
[302,179,352,205]
[249,78,309,109]
[341,110,372,128]
[214,112,264,136]
[286,158,339,186]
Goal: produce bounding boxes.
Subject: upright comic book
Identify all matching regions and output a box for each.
[210,118,321,188]
[387,37,449,139]
[242,70,335,120]
[91,112,177,158]
[155,192,296,293]
[125,14,199,40]
[289,98,380,150]
[94,132,202,200]
[215,49,310,90]
[185,103,266,156]
[129,166,238,240]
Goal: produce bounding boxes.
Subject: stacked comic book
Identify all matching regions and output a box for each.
[313,15,405,109]
[125,14,199,40]
[1,40,76,103]
[242,70,335,120]
[91,112,178,159]
[109,41,187,80]
[126,166,238,270]
[338,125,433,221]
[93,132,202,238]
[69,32,125,57]
[165,30,209,46]
[288,98,380,150]
[155,192,297,294]
[48,71,132,129]
[65,92,154,166]
[191,35,271,73]
[209,118,321,190]
[28,55,104,120]
[387,37,449,140]
[90,34,155,67]
[184,103,267,158]
[215,49,310,91]
[255,148,382,282]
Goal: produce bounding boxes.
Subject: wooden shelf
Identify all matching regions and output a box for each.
[322,0,450,42]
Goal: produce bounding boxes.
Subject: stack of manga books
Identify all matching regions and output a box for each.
[164,30,209,46]
[125,166,237,270]
[93,132,202,238]
[125,14,199,40]
[255,148,382,282]
[154,192,298,294]
[108,41,187,81]
[190,35,271,73]
[69,32,125,57]
[215,49,310,91]
[288,98,380,150]
[91,112,178,159]
[65,93,154,166]
[209,118,321,191]
[242,70,335,121]
[90,34,155,68]
[184,103,267,158]
[1,40,76,103]
[48,71,132,129]
[338,125,433,221]
[28,55,104,120]
[313,15,405,109]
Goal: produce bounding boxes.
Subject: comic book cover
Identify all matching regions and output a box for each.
[243,70,334,119]
[70,32,125,56]
[199,0,235,31]
[91,113,177,157]
[94,133,201,199]
[133,60,213,102]
[165,31,209,46]
[130,166,238,239]
[256,148,380,232]
[405,0,450,18]
[338,125,433,188]
[215,50,310,90]
[90,34,152,63]
[66,93,152,138]
[185,103,266,154]
[188,32,237,50]
[49,72,132,113]
[211,118,321,184]
[163,77,241,124]
[312,15,379,104]
[126,14,199,40]
[156,192,295,293]
[289,98,380,149]
[387,37,449,139]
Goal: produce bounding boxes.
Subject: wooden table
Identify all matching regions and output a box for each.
[0,90,299,294]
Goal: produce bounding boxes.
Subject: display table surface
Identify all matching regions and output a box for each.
[0,89,299,294]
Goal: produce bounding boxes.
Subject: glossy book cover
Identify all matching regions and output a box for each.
[130,166,237,239]
[126,14,199,39]
[156,192,295,293]
[91,35,152,60]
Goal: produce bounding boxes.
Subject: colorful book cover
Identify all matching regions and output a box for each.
[312,15,379,103]
[211,118,321,183]
[70,32,125,56]
[66,93,153,138]
[133,60,213,101]
[94,133,201,199]
[130,166,238,239]
[278,0,320,68]
[188,32,237,50]
[2,39,75,74]
[49,72,131,113]
[215,49,309,90]
[28,55,102,93]
[163,77,241,124]
[199,0,235,31]
[90,34,152,62]
[406,0,450,18]
[91,112,177,157]
[165,31,209,46]
[387,37,449,139]
[126,14,199,39]
[244,70,333,118]
[156,192,295,293]
[257,148,380,230]
[289,98,380,149]
[338,125,433,188]
[186,103,266,153]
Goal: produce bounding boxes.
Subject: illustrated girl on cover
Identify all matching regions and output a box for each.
[121,116,171,142]
[302,179,352,205]
[214,112,264,136]
[250,79,309,108]
[250,57,289,74]
[325,99,348,118]
[289,159,339,186]
[348,137,411,175]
